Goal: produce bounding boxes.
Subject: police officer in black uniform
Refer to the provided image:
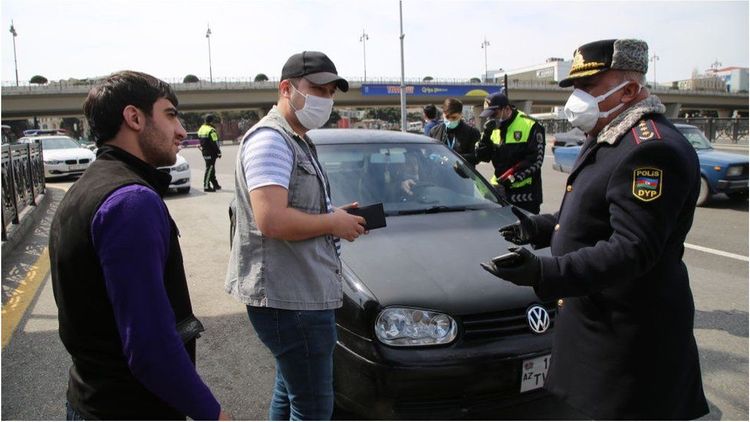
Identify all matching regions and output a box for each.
[476,92,545,213]
[482,39,709,420]
[198,114,222,192]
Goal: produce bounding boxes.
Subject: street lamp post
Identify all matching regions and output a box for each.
[9,20,19,87]
[650,54,659,88]
[398,0,406,132]
[360,29,369,82]
[206,25,213,83]
[481,36,490,83]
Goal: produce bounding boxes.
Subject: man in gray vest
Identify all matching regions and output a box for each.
[226,51,366,420]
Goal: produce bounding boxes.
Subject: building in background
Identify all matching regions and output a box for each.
[491,58,572,85]
[705,67,749,93]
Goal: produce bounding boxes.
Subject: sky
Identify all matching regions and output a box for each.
[1,0,748,86]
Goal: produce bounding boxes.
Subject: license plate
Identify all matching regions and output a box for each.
[520,354,550,392]
[69,164,87,171]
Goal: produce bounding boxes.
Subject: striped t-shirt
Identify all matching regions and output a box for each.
[241,128,340,254]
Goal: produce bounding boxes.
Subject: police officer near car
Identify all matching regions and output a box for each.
[476,92,545,214]
[198,114,222,192]
[482,39,709,419]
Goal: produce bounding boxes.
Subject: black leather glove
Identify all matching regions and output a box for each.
[498,206,537,245]
[483,118,498,133]
[480,247,541,287]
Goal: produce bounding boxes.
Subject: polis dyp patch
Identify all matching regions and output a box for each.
[632,168,662,201]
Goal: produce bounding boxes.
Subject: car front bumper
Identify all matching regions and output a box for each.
[716,178,748,193]
[159,167,191,190]
[334,328,553,419]
[44,162,89,178]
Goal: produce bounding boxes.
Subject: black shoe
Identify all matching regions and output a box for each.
[204,187,216,192]
[213,184,222,190]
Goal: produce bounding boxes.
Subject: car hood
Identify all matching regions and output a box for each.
[43,148,96,161]
[341,206,550,315]
[697,149,749,165]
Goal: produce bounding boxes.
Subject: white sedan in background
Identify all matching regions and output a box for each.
[158,153,191,194]
[21,136,97,180]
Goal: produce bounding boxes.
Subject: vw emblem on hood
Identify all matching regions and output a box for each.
[527,305,550,334]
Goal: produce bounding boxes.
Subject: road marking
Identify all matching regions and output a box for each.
[685,242,749,262]
[2,248,50,348]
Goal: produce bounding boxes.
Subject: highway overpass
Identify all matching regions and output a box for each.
[2,79,747,120]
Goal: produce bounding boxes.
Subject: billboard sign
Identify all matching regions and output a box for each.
[361,84,503,97]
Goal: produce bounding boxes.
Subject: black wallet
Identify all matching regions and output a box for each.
[346,203,387,230]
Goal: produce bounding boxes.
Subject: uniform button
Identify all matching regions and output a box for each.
[566,185,573,192]
[554,224,560,231]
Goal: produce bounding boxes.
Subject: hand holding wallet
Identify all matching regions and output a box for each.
[346,203,387,230]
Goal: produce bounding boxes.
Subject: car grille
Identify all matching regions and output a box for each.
[460,302,557,341]
[64,159,89,165]
[158,168,171,174]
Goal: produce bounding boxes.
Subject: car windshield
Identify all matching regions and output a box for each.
[317,142,501,215]
[40,137,82,150]
[679,127,713,150]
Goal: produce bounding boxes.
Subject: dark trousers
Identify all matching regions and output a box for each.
[203,156,219,189]
[66,402,85,421]
[511,200,540,214]
[247,306,337,421]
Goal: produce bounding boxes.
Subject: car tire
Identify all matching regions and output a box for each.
[696,176,710,207]
[177,187,190,194]
[726,190,748,201]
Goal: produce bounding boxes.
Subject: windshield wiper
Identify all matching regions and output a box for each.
[397,205,475,215]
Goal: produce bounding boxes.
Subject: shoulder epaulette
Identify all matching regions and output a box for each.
[631,119,662,144]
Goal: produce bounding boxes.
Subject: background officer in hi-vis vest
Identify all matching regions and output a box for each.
[475,92,545,214]
[198,114,222,192]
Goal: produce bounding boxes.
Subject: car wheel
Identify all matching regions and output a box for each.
[696,176,710,207]
[726,190,748,201]
[177,187,190,194]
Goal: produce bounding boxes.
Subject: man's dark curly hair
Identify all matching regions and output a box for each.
[83,70,178,146]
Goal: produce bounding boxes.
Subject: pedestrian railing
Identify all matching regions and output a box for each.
[539,118,749,145]
[2,143,45,241]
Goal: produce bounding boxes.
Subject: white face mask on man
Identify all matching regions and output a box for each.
[564,80,639,133]
[290,84,334,130]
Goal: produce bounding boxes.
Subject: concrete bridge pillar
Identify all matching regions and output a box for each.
[717,109,732,118]
[664,103,681,119]
[513,100,533,115]
[471,105,484,127]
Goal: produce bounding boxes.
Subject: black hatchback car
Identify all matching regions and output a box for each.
[231,129,556,419]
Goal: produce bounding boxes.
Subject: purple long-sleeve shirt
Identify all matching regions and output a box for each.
[91,184,220,420]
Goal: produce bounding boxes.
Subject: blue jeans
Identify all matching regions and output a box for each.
[247,306,337,421]
[65,402,85,421]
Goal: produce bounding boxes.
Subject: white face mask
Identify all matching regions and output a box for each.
[564,80,637,133]
[290,84,334,130]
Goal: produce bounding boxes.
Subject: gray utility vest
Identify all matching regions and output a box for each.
[225,107,343,310]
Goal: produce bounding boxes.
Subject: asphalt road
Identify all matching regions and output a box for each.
[1,142,747,420]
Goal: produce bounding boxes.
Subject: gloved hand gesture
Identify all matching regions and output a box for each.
[480,247,541,287]
[498,206,537,245]
[483,118,498,133]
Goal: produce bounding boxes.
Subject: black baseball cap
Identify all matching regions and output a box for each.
[480,92,510,118]
[281,51,349,92]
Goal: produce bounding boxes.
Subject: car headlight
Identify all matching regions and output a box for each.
[374,307,457,347]
[173,163,189,172]
[726,165,744,177]
[44,160,62,165]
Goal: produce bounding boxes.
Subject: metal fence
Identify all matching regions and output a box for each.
[538,117,749,145]
[2,143,46,241]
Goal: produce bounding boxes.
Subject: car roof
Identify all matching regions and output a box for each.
[307,129,435,145]
[674,123,698,129]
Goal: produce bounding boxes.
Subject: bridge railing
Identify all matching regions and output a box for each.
[3,78,747,97]
[539,118,749,145]
[2,143,46,241]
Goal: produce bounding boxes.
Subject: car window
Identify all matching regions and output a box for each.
[678,127,712,150]
[40,137,83,150]
[318,142,501,215]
